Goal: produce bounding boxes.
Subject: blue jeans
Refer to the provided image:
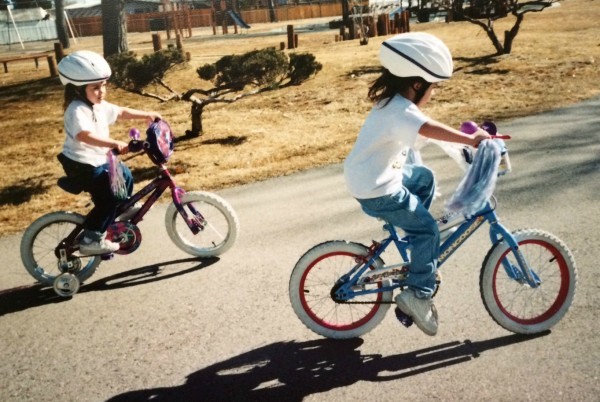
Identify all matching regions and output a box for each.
[357,164,439,298]
[58,154,134,240]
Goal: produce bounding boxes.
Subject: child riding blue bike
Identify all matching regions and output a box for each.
[343,33,491,336]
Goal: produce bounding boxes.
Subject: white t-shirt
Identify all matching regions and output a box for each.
[62,100,121,167]
[344,96,429,199]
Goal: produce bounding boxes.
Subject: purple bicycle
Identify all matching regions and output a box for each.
[20,121,239,297]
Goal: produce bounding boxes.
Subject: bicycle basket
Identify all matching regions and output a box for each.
[146,119,174,164]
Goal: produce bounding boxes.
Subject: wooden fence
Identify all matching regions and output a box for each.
[69,4,343,38]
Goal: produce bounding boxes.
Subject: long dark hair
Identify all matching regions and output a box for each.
[368,69,431,107]
[63,83,93,111]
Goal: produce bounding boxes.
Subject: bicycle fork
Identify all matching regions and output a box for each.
[489,219,541,288]
[172,187,205,234]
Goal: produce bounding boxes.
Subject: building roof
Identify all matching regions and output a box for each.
[65,1,161,18]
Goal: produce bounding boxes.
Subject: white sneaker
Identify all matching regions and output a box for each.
[116,202,143,222]
[395,288,438,336]
[79,238,120,255]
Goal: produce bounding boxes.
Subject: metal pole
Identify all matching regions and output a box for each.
[7,6,25,49]
[64,11,78,44]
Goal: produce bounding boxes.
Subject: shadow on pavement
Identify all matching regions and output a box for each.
[107,331,550,401]
[0,257,218,316]
[82,256,219,293]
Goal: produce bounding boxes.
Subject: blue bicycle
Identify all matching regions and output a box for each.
[289,134,577,339]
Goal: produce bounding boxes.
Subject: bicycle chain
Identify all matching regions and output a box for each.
[337,300,395,305]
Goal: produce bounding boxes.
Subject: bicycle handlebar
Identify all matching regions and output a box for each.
[492,134,511,140]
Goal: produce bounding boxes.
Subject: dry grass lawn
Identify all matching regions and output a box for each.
[0,0,599,236]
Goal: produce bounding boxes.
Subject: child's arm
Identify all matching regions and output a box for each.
[118,107,162,126]
[419,120,490,148]
[76,131,129,154]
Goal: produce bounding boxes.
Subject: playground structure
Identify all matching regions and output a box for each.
[341,0,411,44]
[157,0,252,37]
[211,0,251,35]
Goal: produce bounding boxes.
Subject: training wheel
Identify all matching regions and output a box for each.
[53,273,80,297]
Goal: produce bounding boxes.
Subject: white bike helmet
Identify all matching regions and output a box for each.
[379,32,453,83]
[58,50,111,86]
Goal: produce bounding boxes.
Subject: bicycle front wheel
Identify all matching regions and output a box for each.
[289,241,392,339]
[165,191,239,257]
[480,229,577,334]
[20,212,101,285]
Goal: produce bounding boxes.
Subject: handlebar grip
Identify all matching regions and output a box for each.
[128,139,145,153]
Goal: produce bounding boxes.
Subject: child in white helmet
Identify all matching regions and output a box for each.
[344,32,491,336]
[57,50,162,256]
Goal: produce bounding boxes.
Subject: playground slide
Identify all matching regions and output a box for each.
[227,10,251,29]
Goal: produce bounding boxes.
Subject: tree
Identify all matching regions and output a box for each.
[101,0,128,57]
[54,0,70,49]
[107,48,322,137]
[449,0,558,55]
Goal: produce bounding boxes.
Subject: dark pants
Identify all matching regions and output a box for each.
[58,153,133,240]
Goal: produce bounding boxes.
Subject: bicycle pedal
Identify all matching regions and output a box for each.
[395,307,413,328]
[101,253,115,261]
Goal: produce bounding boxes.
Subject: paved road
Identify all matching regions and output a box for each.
[1,98,599,401]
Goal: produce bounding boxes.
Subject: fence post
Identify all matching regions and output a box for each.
[54,42,64,63]
[402,11,410,32]
[47,55,58,77]
[176,33,183,50]
[152,33,162,51]
[369,17,377,37]
[287,25,295,49]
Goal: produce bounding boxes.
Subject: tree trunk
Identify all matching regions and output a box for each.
[268,0,278,23]
[484,25,505,55]
[341,0,349,27]
[503,12,525,54]
[54,0,70,49]
[102,0,128,57]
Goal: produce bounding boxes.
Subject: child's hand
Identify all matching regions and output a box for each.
[471,128,492,148]
[146,112,162,125]
[113,140,129,155]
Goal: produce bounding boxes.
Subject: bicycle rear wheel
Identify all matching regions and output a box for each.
[480,229,577,334]
[20,212,101,285]
[165,191,239,257]
[289,241,392,339]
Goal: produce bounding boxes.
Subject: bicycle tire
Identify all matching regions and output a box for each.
[20,212,101,285]
[165,191,239,257]
[480,229,577,334]
[289,241,392,339]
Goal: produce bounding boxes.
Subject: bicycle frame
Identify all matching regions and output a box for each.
[333,198,539,302]
[55,164,202,262]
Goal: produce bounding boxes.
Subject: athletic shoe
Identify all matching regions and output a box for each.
[395,288,438,336]
[79,237,120,256]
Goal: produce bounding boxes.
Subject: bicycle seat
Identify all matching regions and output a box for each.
[57,177,84,195]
